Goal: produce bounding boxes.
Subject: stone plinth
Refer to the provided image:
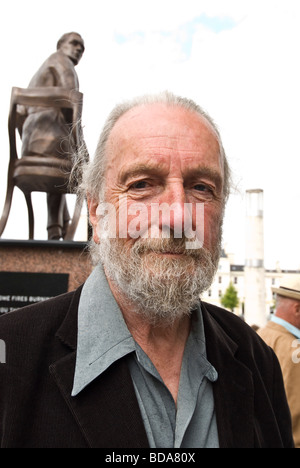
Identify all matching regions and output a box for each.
[0,240,92,313]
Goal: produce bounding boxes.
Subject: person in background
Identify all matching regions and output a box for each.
[258,276,300,448]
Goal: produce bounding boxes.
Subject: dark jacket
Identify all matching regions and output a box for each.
[0,286,294,448]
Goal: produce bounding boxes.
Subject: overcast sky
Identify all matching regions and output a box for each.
[0,0,299,270]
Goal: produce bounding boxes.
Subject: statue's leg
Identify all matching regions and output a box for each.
[62,196,71,239]
[25,192,34,239]
[47,193,63,240]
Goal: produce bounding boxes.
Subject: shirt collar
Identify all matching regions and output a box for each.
[71,264,136,396]
[71,264,216,397]
[187,309,218,383]
[271,315,300,339]
[133,304,218,385]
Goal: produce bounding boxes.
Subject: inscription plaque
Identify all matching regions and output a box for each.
[0,271,69,314]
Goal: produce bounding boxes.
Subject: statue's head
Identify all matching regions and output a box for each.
[57,32,85,65]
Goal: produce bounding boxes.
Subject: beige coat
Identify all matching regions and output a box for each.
[258,322,300,448]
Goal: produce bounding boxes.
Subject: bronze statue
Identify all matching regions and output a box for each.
[17,32,86,240]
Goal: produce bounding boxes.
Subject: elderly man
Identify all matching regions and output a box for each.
[0,92,294,448]
[258,276,300,448]
[18,32,85,240]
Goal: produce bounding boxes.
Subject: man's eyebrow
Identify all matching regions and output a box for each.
[184,167,223,189]
[118,163,223,189]
[119,163,167,184]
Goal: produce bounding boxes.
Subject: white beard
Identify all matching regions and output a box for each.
[90,229,221,326]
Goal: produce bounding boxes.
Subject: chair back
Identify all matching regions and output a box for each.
[8,86,84,194]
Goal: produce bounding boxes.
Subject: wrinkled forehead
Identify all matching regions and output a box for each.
[106,103,223,173]
[109,103,220,148]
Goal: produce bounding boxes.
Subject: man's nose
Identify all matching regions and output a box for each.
[159,183,190,236]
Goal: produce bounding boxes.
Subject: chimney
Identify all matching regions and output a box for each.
[244,189,266,326]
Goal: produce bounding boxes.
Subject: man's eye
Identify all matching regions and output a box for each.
[194,183,211,192]
[130,180,149,190]
[192,183,214,200]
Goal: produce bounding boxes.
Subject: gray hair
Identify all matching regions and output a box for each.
[81,91,231,203]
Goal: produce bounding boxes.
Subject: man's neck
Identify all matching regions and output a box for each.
[106,274,191,403]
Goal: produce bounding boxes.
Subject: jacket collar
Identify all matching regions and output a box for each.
[72,265,136,397]
[50,285,149,448]
[271,315,300,339]
[51,287,255,448]
[201,302,255,448]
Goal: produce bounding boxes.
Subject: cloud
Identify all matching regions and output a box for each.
[195,14,238,33]
[114,14,238,59]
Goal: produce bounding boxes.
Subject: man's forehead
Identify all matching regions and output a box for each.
[105,103,223,179]
[109,103,219,145]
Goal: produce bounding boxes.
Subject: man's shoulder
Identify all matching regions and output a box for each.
[0,287,81,339]
[258,320,295,337]
[43,51,70,66]
[29,51,73,84]
[202,301,251,334]
[201,301,272,356]
[258,321,297,349]
[0,287,82,372]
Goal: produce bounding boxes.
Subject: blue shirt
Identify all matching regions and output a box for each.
[271,315,300,340]
[72,264,219,448]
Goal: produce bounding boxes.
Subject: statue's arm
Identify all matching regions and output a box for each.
[52,54,80,89]
[16,105,28,137]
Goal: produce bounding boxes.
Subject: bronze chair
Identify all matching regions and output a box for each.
[0,86,87,240]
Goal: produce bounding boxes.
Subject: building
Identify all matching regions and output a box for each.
[202,250,300,326]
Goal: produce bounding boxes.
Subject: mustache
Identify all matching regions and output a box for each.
[132,235,202,258]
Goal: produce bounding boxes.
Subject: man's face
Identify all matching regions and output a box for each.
[88,103,225,322]
[101,103,224,253]
[60,34,84,65]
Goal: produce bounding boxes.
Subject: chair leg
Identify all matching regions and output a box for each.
[24,192,34,239]
[64,195,83,241]
[0,180,15,237]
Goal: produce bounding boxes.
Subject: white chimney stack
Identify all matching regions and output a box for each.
[244,189,266,326]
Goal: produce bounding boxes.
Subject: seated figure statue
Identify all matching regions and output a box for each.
[18,32,85,240]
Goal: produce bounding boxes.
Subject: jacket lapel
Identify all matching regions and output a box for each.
[49,287,149,448]
[50,353,149,448]
[201,303,255,448]
[49,287,255,448]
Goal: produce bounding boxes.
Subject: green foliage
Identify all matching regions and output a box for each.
[221,282,239,312]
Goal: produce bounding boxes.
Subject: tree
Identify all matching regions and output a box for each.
[221,282,239,312]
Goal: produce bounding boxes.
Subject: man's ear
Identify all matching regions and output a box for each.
[87,198,100,243]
